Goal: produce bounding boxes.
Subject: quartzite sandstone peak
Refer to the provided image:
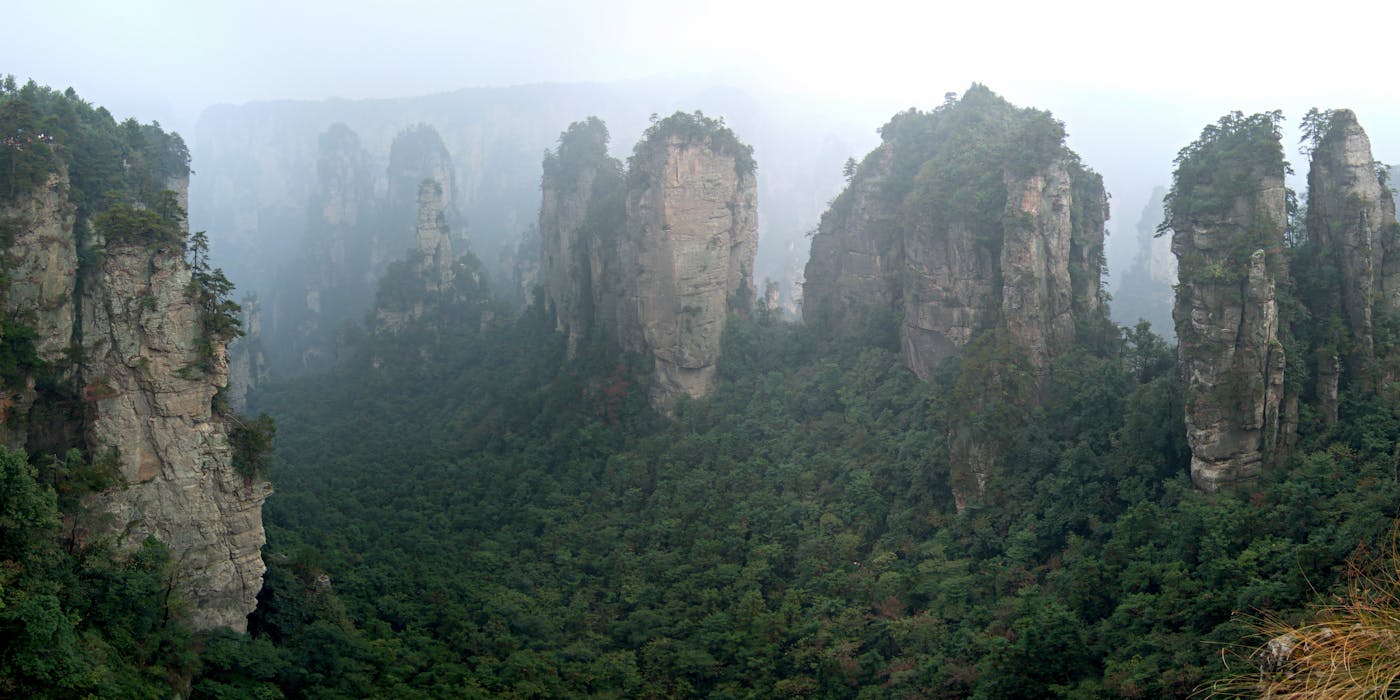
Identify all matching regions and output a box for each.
[801,86,1108,509]
[802,85,1108,379]
[1168,112,1288,492]
[1304,109,1400,392]
[619,113,758,410]
[539,117,623,357]
[538,112,757,411]
[1,159,269,631]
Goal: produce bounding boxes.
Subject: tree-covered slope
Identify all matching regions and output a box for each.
[222,297,1400,698]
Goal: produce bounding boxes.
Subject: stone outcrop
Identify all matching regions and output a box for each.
[0,170,78,447]
[803,86,1108,380]
[2,165,269,630]
[539,118,623,357]
[1305,110,1400,388]
[537,113,757,411]
[388,124,457,229]
[618,124,758,409]
[82,236,271,631]
[802,86,1108,509]
[225,295,267,414]
[373,179,471,335]
[1169,113,1288,492]
[803,145,901,340]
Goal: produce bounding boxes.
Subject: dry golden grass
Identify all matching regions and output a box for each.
[1208,538,1400,699]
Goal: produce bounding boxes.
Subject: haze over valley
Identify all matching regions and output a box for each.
[4,2,1400,697]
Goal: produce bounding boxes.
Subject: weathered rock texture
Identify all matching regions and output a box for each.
[537,113,757,411]
[619,126,758,409]
[373,179,473,335]
[1305,110,1400,390]
[1,167,269,630]
[803,86,1108,379]
[1169,113,1288,492]
[539,118,624,357]
[802,86,1108,508]
[226,296,267,414]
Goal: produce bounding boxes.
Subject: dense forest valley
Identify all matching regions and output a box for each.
[4,74,1400,700]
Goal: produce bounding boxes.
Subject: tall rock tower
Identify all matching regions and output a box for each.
[0,106,269,631]
[803,85,1108,379]
[537,112,757,412]
[539,117,624,357]
[1167,112,1288,492]
[619,113,758,410]
[801,86,1109,508]
[1304,109,1400,401]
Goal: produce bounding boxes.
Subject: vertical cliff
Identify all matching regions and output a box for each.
[0,94,268,631]
[803,86,1108,379]
[619,113,758,410]
[270,123,376,372]
[1303,109,1400,392]
[539,118,624,357]
[82,225,270,632]
[1167,112,1288,491]
[802,86,1108,507]
[225,294,266,414]
[372,178,482,335]
[534,113,757,411]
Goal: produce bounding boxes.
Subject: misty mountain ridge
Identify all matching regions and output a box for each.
[7,70,1400,698]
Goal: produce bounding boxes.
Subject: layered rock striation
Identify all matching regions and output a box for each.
[538,112,757,411]
[619,116,758,409]
[1,154,269,630]
[1167,112,1288,492]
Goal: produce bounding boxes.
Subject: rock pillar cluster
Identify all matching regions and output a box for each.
[539,112,758,411]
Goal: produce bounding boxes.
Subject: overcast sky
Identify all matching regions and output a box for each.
[8,0,1400,276]
[9,1,1400,130]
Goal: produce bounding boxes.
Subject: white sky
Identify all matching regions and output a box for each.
[9,0,1400,130]
[7,0,1400,276]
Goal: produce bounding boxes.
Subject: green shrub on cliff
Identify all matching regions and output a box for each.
[628,110,756,185]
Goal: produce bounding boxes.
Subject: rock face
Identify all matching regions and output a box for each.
[619,126,758,409]
[537,113,758,411]
[82,236,271,631]
[802,86,1108,508]
[413,180,455,290]
[2,166,269,630]
[225,296,267,414]
[803,86,1108,380]
[1169,113,1288,492]
[539,118,623,357]
[0,170,78,447]
[373,179,473,335]
[1305,110,1400,387]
